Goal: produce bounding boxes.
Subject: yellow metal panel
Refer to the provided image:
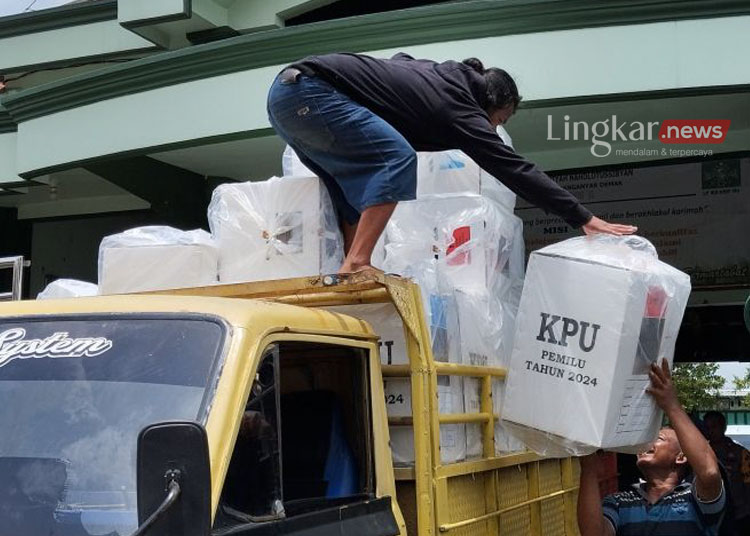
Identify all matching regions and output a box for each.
[528,462,542,536]
[446,474,489,536]
[539,460,565,536]
[539,459,563,495]
[561,458,580,536]
[436,452,543,479]
[497,465,531,536]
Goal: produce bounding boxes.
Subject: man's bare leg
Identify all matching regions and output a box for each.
[339,202,397,273]
[342,220,357,255]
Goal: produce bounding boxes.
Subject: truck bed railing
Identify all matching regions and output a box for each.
[0,256,25,301]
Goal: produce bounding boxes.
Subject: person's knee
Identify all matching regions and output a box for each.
[393,146,417,173]
[403,148,417,165]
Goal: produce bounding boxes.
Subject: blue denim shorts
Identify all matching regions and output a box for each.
[267,73,417,224]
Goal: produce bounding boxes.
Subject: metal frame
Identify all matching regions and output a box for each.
[0,256,24,301]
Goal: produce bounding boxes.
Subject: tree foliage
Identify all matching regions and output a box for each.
[671,362,724,413]
[733,366,750,407]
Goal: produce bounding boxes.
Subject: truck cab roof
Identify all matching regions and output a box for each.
[0,294,379,341]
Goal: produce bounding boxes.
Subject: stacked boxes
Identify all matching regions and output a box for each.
[98,175,342,293]
[325,302,465,465]
[416,150,516,213]
[382,188,526,461]
[207,176,343,283]
[502,235,691,456]
[98,226,219,294]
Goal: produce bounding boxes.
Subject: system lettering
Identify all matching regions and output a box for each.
[0,328,113,368]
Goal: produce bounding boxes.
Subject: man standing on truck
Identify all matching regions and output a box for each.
[577,359,726,536]
[267,53,637,273]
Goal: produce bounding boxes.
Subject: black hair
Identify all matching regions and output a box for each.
[703,410,727,429]
[462,57,522,112]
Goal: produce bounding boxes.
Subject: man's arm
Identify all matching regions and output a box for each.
[451,110,636,235]
[647,359,723,501]
[578,454,616,536]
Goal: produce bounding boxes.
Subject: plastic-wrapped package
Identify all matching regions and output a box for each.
[501,235,691,457]
[98,226,218,295]
[385,194,517,293]
[416,150,516,212]
[282,145,315,177]
[325,302,464,465]
[208,177,343,283]
[492,216,528,454]
[37,279,98,299]
[371,233,387,270]
[383,193,525,459]
[456,218,527,457]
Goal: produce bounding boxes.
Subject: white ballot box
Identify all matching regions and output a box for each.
[416,150,516,212]
[282,145,315,177]
[502,235,691,456]
[208,177,343,283]
[37,279,98,299]
[384,194,517,293]
[383,193,527,457]
[326,302,465,465]
[98,226,218,294]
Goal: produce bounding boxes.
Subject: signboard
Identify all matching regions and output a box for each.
[518,157,750,287]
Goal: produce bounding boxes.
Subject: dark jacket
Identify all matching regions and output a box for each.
[294,52,593,228]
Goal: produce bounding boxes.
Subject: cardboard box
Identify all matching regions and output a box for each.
[208,177,342,283]
[384,194,527,457]
[37,279,98,299]
[416,150,516,212]
[327,302,465,465]
[385,194,517,293]
[98,227,218,294]
[502,236,690,456]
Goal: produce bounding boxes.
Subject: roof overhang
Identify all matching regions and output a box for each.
[1,1,749,216]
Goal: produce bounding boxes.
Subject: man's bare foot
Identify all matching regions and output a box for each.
[338,262,383,275]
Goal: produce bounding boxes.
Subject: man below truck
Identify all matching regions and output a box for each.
[577,359,726,536]
[704,410,750,532]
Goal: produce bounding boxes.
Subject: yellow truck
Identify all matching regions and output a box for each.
[0,273,580,536]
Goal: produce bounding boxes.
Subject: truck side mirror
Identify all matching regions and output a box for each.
[135,422,211,536]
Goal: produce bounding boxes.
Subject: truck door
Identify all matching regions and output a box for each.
[212,339,400,536]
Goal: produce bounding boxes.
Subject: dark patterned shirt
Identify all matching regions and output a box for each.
[602,480,726,535]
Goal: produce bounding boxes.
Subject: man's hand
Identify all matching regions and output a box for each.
[646,358,722,502]
[583,215,637,236]
[645,359,681,414]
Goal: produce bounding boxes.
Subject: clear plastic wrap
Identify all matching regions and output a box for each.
[324,302,464,465]
[208,176,343,283]
[36,279,98,300]
[282,145,315,177]
[383,193,526,458]
[98,226,218,294]
[416,150,516,212]
[501,235,691,457]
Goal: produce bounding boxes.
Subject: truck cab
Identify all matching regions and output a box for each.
[0,273,580,536]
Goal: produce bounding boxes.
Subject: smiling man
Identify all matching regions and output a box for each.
[577,359,726,536]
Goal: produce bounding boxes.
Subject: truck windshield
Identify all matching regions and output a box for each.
[0,314,227,536]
